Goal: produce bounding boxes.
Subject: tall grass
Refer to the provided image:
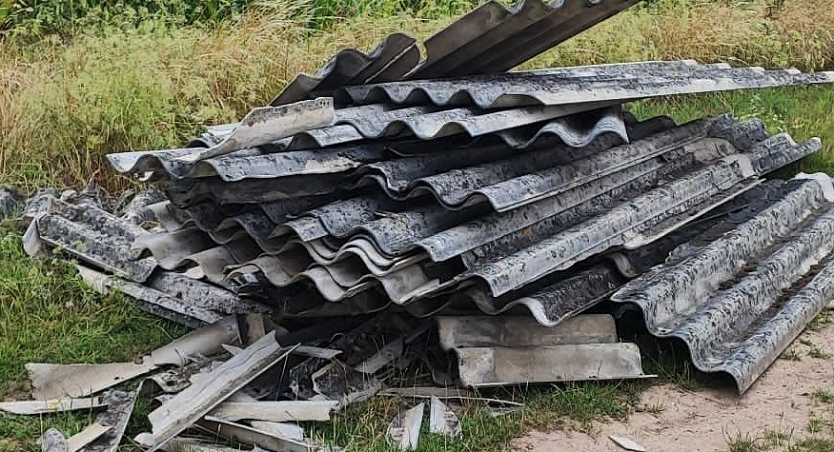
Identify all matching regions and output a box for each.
[0,0,833,192]
[0,0,477,35]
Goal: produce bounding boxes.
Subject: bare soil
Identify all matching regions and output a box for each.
[513,323,834,452]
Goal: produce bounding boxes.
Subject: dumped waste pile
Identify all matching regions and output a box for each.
[6,0,834,450]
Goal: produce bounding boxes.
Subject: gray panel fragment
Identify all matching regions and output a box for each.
[24,197,156,282]
[455,344,648,387]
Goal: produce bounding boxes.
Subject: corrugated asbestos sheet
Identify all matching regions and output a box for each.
[18,0,834,395]
[269,0,644,105]
[113,113,819,310]
[336,64,834,108]
[612,174,834,393]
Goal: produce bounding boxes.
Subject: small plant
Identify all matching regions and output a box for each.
[798,339,831,359]
[812,389,834,404]
[0,0,16,32]
[763,428,791,448]
[789,438,834,452]
[808,346,831,360]
[782,349,802,361]
[807,418,823,434]
[726,432,763,452]
[807,312,832,332]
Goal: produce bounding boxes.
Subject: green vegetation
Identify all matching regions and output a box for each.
[306,381,644,452]
[799,339,832,359]
[1,0,834,192]
[727,432,765,452]
[3,0,834,450]
[782,348,802,361]
[807,310,833,332]
[813,389,834,405]
[789,438,834,452]
[0,228,186,451]
[807,418,824,434]
[763,429,792,449]
[0,0,477,35]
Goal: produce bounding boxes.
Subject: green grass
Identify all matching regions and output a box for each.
[0,229,187,451]
[628,85,834,175]
[789,438,834,452]
[813,389,834,405]
[308,381,645,452]
[726,432,765,452]
[807,418,824,434]
[807,311,833,332]
[796,339,833,360]
[782,349,802,361]
[763,429,792,449]
[1,0,478,36]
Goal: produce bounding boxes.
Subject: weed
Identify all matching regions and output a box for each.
[807,418,824,434]
[812,389,834,405]
[807,312,832,332]
[639,402,666,415]
[0,229,187,446]
[789,438,834,452]
[307,381,643,452]
[808,346,831,360]
[726,432,764,452]
[763,428,792,448]
[782,349,802,361]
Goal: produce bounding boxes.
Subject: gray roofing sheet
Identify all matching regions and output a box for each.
[268,0,642,105]
[274,104,624,151]
[404,0,643,79]
[154,111,640,213]
[450,141,813,299]
[417,179,793,323]
[205,116,820,308]
[107,106,627,182]
[23,196,157,283]
[611,174,834,394]
[270,33,419,106]
[268,115,745,257]
[338,64,834,108]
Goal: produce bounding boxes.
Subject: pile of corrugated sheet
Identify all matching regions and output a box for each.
[10,0,834,450]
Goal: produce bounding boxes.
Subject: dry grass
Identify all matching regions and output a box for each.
[524,0,834,70]
[1,0,833,192]
[0,11,442,191]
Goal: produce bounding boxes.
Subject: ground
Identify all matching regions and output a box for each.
[515,315,834,452]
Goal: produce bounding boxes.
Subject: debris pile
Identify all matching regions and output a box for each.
[8,0,834,450]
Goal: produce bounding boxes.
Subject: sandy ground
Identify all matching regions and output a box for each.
[513,324,834,452]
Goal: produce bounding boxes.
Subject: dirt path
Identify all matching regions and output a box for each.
[513,321,834,452]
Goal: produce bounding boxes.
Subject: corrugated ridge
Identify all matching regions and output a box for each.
[270,33,419,106]
[268,0,642,105]
[611,176,834,393]
[107,107,628,182]
[407,0,643,79]
[212,119,817,308]
[425,135,817,299]
[338,64,834,108]
[276,105,627,151]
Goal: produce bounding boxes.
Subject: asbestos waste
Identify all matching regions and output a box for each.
[7,0,834,450]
